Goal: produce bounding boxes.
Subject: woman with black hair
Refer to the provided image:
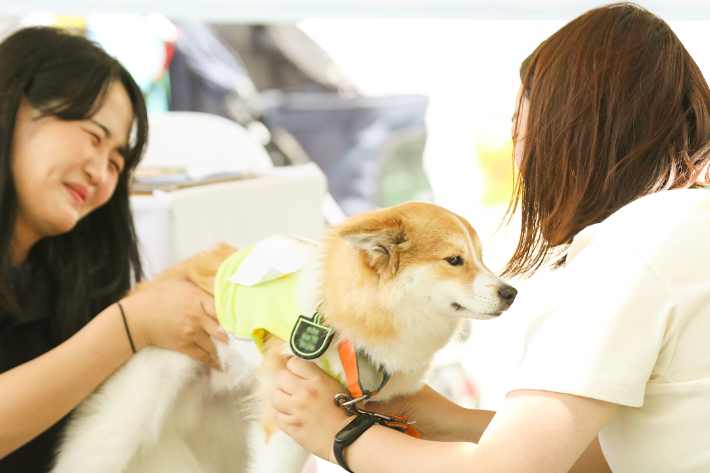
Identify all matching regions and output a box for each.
[0,27,228,471]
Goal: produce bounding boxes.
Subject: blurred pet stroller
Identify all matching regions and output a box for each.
[168,22,434,216]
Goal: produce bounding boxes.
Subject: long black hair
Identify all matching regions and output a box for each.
[0,26,148,342]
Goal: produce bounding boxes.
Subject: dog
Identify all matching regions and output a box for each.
[51,201,517,473]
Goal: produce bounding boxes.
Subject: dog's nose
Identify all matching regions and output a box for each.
[498,284,518,307]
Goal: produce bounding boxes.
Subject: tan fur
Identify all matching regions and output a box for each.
[53,201,516,473]
[155,202,508,374]
[133,202,509,396]
[132,242,238,295]
[317,202,491,345]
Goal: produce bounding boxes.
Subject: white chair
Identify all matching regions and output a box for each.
[131,112,329,278]
[141,111,274,179]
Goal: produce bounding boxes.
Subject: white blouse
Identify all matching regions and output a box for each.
[511,188,710,473]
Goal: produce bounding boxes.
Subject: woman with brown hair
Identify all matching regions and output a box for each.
[270,3,710,472]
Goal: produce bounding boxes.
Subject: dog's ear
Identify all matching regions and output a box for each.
[338,214,410,278]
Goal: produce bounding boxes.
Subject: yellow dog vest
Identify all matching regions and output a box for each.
[214,243,302,352]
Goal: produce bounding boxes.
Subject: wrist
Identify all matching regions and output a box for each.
[116,300,137,353]
[333,414,377,471]
[115,295,149,351]
[327,412,356,464]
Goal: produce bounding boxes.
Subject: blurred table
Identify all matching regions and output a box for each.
[130,163,327,279]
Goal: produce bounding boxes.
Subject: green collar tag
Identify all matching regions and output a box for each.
[290,311,334,360]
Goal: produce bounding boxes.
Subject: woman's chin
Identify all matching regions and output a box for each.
[45,214,81,237]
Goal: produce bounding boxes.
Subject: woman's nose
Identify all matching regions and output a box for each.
[83,152,108,185]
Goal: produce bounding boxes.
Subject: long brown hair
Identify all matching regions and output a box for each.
[503,3,710,278]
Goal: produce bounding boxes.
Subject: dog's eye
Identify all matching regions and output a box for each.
[445,255,464,266]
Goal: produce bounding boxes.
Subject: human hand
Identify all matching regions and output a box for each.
[119,277,229,369]
[364,385,451,441]
[271,356,352,463]
[366,384,491,443]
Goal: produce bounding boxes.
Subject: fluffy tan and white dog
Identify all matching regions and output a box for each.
[51,201,516,473]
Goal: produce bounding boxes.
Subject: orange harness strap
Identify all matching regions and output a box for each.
[383,415,422,439]
[336,340,421,438]
[337,339,388,399]
[338,339,366,399]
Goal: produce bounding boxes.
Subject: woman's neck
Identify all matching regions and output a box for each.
[11,223,40,267]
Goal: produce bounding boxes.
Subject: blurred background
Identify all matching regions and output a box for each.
[3,1,710,471]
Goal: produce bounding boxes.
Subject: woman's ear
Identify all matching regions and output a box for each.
[338,211,409,278]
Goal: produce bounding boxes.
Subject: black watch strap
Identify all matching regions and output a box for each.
[333,414,377,472]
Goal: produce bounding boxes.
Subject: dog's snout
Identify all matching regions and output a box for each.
[498,284,518,307]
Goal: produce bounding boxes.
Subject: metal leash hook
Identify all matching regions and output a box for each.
[333,393,417,425]
[334,392,370,410]
[334,393,360,415]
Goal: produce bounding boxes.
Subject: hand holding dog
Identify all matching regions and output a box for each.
[271,358,494,468]
[271,356,352,463]
[119,277,229,370]
[366,384,494,443]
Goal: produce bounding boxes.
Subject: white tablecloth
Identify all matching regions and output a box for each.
[130,163,327,279]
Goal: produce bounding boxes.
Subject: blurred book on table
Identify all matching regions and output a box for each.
[131,166,254,194]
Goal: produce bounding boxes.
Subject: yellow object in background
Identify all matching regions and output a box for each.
[47,15,87,33]
[477,138,516,207]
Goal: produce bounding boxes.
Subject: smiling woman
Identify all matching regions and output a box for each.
[0,26,147,354]
[0,27,230,472]
[11,81,132,262]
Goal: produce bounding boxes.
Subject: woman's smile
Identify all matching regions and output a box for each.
[64,182,89,207]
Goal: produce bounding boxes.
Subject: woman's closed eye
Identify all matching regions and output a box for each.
[84,128,101,146]
[109,152,126,174]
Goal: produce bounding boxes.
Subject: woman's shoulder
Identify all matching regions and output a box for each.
[572,189,710,248]
[606,188,710,229]
[567,189,710,278]
[621,187,710,214]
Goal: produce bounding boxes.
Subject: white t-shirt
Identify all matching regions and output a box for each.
[510,188,710,473]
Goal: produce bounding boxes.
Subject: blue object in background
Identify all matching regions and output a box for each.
[261,91,431,215]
